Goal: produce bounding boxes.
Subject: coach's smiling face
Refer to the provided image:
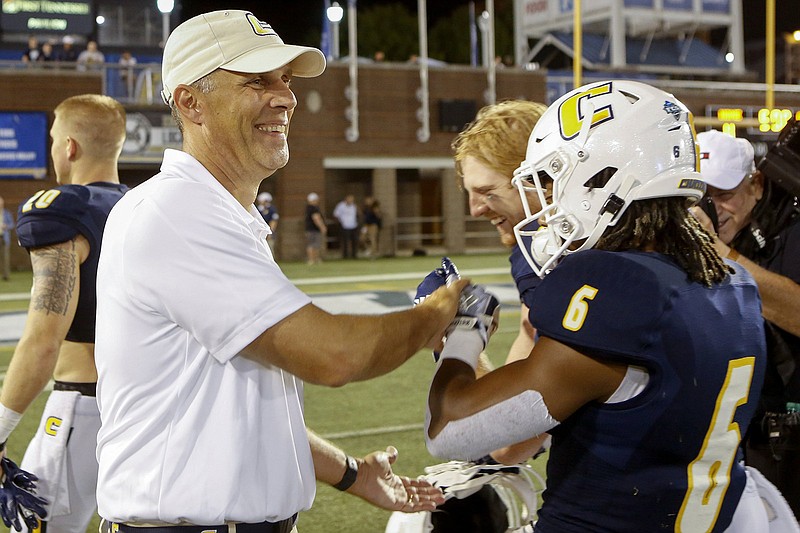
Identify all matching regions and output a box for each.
[175,66,298,195]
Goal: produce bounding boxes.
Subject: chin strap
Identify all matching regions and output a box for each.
[580,172,638,253]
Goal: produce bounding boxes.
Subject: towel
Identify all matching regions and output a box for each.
[20,390,80,517]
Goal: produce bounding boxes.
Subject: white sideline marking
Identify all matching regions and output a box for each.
[0,292,29,302]
[0,267,509,298]
[291,267,508,286]
[320,423,424,440]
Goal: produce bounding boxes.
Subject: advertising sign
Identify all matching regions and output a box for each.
[0,112,47,180]
[1,0,94,34]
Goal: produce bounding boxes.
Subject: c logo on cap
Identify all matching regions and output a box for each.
[246,13,278,37]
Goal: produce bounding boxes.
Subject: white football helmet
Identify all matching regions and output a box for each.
[384,459,544,533]
[511,80,707,277]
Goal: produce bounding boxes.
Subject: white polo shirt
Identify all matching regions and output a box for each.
[95,150,314,525]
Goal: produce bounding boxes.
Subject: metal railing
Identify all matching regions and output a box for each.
[0,60,163,105]
[393,216,503,252]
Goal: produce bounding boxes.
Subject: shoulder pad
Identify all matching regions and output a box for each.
[530,250,670,357]
[16,186,90,248]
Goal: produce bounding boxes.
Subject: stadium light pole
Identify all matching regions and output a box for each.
[157,0,174,46]
[327,2,344,60]
[766,0,775,110]
[573,0,582,89]
[345,0,359,142]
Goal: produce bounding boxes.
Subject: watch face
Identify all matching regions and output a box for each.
[334,455,359,491]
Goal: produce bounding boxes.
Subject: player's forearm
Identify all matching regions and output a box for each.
[0,339,60,414]
[427,362,481,433]
[490,434,550,465]
[505,307,536,365]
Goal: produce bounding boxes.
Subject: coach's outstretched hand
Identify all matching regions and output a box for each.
[415,257,465,359]
[0,457,48,532]
[348,446,445,513]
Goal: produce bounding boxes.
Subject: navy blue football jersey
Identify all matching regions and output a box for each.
[509,243,540,308]
[529,249,766,533]
[16,182,128,343]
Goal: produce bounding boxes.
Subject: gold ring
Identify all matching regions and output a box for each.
[406,492,414,504]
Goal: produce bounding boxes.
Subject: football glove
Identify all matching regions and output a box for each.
[449,283,501,348]
[0,457,48,532]
[413,256,461,306]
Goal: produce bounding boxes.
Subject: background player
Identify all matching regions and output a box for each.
[423,80,768,531]
[452,100,546,364]
[256,191,279,245]
[451,100,552,464]
[384,101,553,533]
[0,94,128,532]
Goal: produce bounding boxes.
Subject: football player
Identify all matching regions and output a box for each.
[422,80,770,532]
[450,100,553,464]
[0,94,128,532]
[385,101,554,533]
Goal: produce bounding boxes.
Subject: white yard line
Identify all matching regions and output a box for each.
[290,267,508,286]
[319,423,424,440]
[0,267,510,299]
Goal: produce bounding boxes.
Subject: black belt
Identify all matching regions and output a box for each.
[54,380,96,397]
[112,516,296,533]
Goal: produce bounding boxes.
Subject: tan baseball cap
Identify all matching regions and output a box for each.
[161,10,326,105]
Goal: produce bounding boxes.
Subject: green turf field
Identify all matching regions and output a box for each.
[0,253,547,532]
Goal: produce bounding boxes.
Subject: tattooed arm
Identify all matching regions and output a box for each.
[0,236,89,415]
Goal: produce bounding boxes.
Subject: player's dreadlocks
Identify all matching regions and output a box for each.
[596,197,732,287]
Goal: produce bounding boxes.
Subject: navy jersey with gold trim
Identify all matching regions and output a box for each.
[16,182,128,343]
[530,249,766,533]
[509,243,540,307]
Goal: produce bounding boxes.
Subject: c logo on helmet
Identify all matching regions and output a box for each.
[558,82,614,141]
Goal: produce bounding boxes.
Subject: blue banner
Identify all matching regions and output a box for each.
[663,0,692,11]
[0,113,47,180]
[702,0,730,13]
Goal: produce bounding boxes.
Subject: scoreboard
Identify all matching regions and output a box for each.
[705,105,800,136]
[702,105,800,157]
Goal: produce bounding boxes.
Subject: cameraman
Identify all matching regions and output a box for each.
[693,128,800,517]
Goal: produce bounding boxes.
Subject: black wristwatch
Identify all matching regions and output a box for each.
[333,455,358,491]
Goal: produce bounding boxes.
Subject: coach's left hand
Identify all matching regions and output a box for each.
[347,446,445,512]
